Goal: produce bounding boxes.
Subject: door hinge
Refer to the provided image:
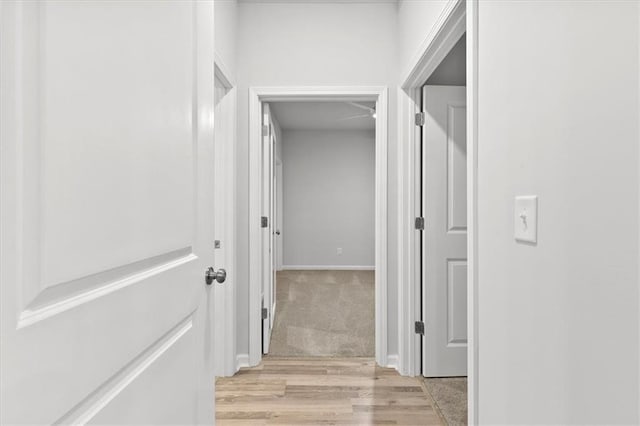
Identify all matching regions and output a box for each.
[262,307,268,319]
[262,124,270,137]
[414,321,425,335]
[415,217,425,230]
[415,112,425,126]
[261,216,268,228]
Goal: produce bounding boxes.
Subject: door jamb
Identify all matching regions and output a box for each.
[213,54,237,377]
[248,86,389,367]
[396,0,478,423]
[215,54,235,94]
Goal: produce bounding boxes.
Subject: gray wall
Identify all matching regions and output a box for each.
[282,129,375,268]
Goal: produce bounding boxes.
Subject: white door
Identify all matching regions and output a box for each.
[0,1,217,424]
[270,148,277,327]
[276,161,284,271]
[261,104,276,354]
[422,85,468,377]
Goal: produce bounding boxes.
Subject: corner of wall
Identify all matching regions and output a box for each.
[235,353,249,372]
[386,354,400,371]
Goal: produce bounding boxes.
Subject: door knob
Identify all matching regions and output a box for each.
[205,267,227,285]
[275,230,281,235]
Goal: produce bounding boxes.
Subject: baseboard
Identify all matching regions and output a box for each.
[386,354,399,370]
[236,353,250,371]
[281,265,375,271]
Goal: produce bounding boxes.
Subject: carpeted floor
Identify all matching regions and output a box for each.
[268,270,375,357]
[423,377,468,425]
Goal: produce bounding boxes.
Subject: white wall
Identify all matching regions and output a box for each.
[397,0,449,81]
[476,1,639,423]
[235,1,398,359]
[282,130,375,269]
[214,0,237,77]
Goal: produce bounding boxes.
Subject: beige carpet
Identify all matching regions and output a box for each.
[268,270,375,357]
[423,377,468,425]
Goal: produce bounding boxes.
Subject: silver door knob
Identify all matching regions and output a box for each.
[205,267,227,285]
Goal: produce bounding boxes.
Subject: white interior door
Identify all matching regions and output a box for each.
[261,104,275,354]
[0,1,216,424]
[422,85,468,377]
[276,161,284,271]
[270,141,277,330]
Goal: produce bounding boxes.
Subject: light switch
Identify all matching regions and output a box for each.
[514,195,538,244]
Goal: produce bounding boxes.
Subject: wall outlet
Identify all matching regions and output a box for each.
[337,248,343,255]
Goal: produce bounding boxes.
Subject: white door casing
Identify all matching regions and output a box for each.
[396,0,475,418]
[0,1,216,424]
[422,85,468,377]
[248,87,388,367]
[213,62,237,377]
[396,0,467,378]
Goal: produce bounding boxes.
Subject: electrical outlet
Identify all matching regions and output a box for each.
[337,248,343,255]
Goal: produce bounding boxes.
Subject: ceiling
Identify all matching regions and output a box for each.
[269,102,376,131]
[238,0,395,3]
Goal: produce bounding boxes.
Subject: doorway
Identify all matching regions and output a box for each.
[396,1,472,422]
[247,87,389,367]
[420,34,468,377]
[418,33,468,425]
[262,101,376,357]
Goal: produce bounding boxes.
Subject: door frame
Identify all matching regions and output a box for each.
[248,86,389,367]
[213,55,237,377]
[396,0,478,423]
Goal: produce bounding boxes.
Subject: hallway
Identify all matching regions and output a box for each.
[2,1,639,424]
[216,357,442,425]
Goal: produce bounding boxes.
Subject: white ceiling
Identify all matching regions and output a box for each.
[269,102,376,131]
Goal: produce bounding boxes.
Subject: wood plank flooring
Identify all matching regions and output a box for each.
[216,357,443,425]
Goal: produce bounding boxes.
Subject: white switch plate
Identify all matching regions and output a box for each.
[514,195,538,243]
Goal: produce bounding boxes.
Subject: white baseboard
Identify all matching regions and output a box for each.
[281,265,375,271]
[386,354,399,370]
[236,353,250,371]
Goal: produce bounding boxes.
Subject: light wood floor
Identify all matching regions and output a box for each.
[215,357,444,425]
